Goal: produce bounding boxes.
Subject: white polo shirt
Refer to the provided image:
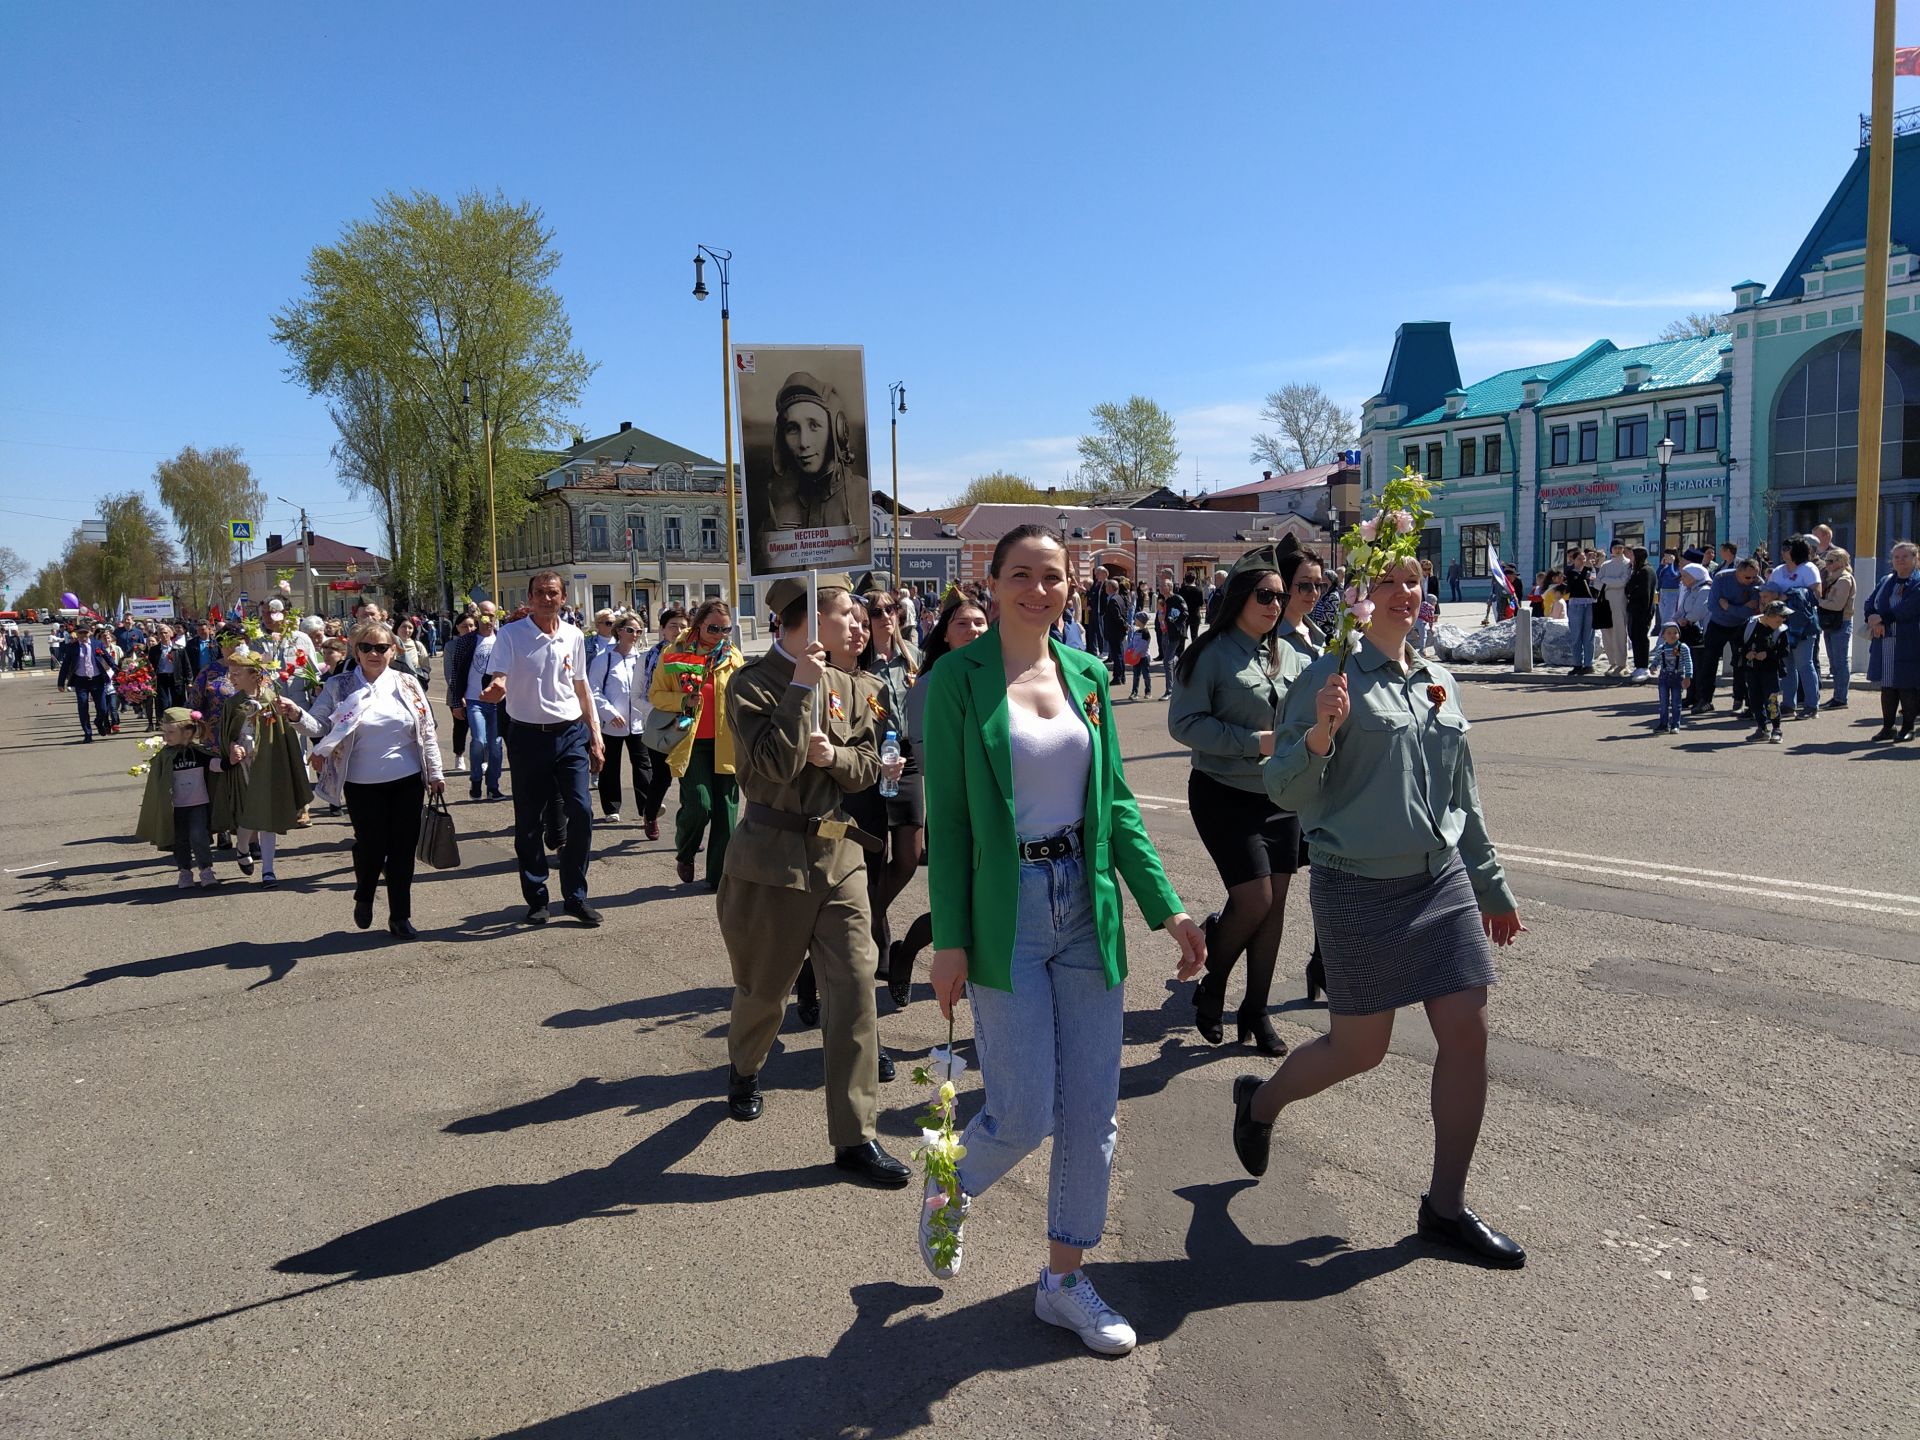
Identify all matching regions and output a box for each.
[492,616,588,724]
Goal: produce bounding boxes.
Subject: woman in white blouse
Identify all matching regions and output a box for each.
[589,609,656,826]
[282,621,444,939]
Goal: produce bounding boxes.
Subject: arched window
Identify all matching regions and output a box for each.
[1771,329,1920,488]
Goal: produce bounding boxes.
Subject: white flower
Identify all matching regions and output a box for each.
[926,1046,968,1082]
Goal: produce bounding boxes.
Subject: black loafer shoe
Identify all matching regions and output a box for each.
[1417,1194,1526,1269]
[877,1047,896,1083]
[1232,1075,1273,1178]
[834,1139,911,1188]
[388,918,418,941]
[564,901,603,927]
[353,899,374,930]
[526,903,550,925]
[796,996,820,1028]
[727,1066,762,1122]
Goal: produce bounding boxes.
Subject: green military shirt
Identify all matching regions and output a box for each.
[723,643,881,893]
[1262,637,1516,913]
[1167,625,1309,794]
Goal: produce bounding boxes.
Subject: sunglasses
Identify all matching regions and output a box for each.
[618,626,641,635]
[356,642,392,655]
[700,623,728,635]
[1293,580,1328,593]
[1252,588,1285,605]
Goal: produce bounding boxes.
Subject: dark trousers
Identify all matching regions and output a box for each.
[506,718,592,907]
[344,773,425,921]
[1695,623,1745,710]
[171,803,213,872]
[1628,610,1653,670]
[1882,686,1920,731]
[70,677,110,737]
[1746,665,1782,730]
[599,734,655,816]
[639,742,674,824]
[154,673,184,712]
[1106,633,1126,682]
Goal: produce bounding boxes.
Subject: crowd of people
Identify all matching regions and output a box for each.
[24,518,1914,1358]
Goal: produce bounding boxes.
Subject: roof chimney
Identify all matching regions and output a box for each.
[619,420,633,432]
[265,533,283,553]
[1263,471,1272,481]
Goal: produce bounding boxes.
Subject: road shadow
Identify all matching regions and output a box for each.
[544,985,735,1031]
[482,1181,1424,1440]
[279,1100,839,1283]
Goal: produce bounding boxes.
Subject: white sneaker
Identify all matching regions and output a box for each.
[1033,1266,1135,1355]
[605,811,622,824]
[454,755,467,773]
[1630,667,1650,682]
[918,1177,968,1279]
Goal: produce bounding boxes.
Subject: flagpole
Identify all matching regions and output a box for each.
[1853,0,1896,675]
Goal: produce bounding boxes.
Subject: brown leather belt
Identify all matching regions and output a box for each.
[743,801,884,854]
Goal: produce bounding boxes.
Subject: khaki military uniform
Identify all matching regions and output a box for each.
[719,643,882,1147]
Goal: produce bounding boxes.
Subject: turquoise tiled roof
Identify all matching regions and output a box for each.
[1540,333,1727,406]
[1399,349,1593,426]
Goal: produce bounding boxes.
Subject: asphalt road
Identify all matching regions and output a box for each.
[0,640,1913,1439]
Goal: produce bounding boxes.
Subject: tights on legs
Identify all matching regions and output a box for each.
[1201,873,1291,1015]
[237,828,278,873]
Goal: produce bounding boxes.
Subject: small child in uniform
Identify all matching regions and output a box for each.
[1125,615,1153,698]
[1650,621,1693,734]
[1741,600,1793,744]
[134,706,219,887]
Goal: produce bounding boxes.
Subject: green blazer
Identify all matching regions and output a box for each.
[922,624,1183,992]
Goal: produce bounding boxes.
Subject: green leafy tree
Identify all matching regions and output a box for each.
[1077,395,1180,493]
[1250,382,1355,473]
[272,189,595,605]
[948,471,1047,506]
[94,491,178,604]
[154,444,265,610]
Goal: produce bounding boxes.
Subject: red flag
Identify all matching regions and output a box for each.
[1896,45,1920,77]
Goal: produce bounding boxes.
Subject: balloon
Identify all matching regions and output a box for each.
[60,591,79,609]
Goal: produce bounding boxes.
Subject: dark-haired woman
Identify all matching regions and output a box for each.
[1168,550,1323,1054]
[888,592,990,1002]
[923,523,1203,1353]
[1625,547,1656,680]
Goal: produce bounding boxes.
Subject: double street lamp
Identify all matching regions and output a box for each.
[887,381,907,581]
[692,246,740,625]
[461,377,499,606]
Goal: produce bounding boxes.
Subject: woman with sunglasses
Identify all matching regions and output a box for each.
[649,599,744,888]
[1169,549,1322,1054]
[589,610,655,825]
[287,622,444,937]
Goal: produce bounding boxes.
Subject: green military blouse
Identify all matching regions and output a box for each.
[1262,637,1516,913]
[1167,625,1309,794]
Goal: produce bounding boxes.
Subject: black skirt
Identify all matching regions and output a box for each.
[1188,768,1300,888]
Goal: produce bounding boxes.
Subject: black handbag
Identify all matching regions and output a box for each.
[1593,596,1615,629]
[1817,607,1845,631]
[416,790,460,870]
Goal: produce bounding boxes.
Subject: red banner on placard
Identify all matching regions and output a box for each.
[328,581,364,592]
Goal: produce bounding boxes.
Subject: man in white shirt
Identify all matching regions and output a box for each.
[1596,542,1634,675]
[479,571,605,925]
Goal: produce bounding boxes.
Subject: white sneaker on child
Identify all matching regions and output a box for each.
[1033,1266,1136,1355]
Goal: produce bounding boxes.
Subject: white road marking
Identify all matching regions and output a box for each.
[1132,794,1186,806]
[1500,843,1917,905]
[3,862,54,874]
[1501,854,1920,920]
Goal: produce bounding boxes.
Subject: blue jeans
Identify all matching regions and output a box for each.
[466,700,504,792]
[505,716,592,908]
[1780,635,1819,712]
[1566,603,1595,668]
[1658,672,1686,728]
[957,845,1124,1250]
[1823,622,1852,703]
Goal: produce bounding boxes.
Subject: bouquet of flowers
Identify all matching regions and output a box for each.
[1326,465,1439,671]
[912,1013,969,1273]
[126,733,167,778]
[115,662,154,707]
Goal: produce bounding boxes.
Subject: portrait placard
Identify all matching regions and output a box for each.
[733,344,873,577]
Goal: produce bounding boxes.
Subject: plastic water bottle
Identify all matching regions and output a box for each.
[878,729,901,798]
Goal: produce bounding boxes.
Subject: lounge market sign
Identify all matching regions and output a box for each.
[1542,473,1725,507]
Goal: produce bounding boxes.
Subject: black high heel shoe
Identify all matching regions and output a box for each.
[1237,1006,1288,1057]
[1192,971,1226,1045]
[1305,948,1326,1005]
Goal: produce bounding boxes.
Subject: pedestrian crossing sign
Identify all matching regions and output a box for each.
[230,520,253,542]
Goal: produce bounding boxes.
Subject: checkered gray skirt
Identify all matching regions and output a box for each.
[1308,853,1496,1016]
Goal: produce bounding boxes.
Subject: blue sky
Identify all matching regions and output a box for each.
[0,0,1890,583]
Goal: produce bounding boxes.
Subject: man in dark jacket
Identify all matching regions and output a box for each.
[56,627,117,741]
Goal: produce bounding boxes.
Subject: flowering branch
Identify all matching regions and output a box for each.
[912,1012,967,1271]
[1327,465,1439,672]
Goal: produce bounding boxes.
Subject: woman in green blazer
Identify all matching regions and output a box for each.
[921,524,1205,1356]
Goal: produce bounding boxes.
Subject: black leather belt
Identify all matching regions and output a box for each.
[744,800,884,854]
[1018,827,1082,862]
[508,715,582,733]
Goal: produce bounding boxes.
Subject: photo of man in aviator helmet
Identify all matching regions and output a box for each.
[736,345,873,576]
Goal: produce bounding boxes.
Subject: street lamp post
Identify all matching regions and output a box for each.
[1655,434,1675,556]
[461,378,501,607]
[887,382,907,583]
[692,247,740,629]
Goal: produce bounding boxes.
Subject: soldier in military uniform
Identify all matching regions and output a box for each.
[718,573,910,1187]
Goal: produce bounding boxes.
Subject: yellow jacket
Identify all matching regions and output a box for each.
[647,640,745,777]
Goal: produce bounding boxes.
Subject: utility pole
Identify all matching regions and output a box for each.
[1853,0,1896,672]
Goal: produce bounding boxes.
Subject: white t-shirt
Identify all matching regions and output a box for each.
[1770,562,1821,592]
[465,631,497,703]
[492,616,587,724]
[1007,696,1091,837]
[344,671,423,784]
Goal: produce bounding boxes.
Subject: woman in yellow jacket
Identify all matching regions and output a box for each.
[647,598,745,888]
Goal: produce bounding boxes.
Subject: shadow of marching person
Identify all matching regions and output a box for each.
[483,1180,1423,1440]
